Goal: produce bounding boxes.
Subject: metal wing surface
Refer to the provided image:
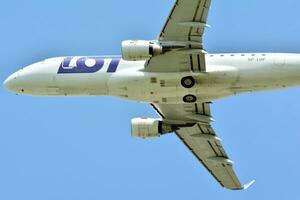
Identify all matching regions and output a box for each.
[152,103,253,190]
[146,0,211,72]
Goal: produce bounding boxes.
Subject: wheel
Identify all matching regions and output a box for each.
[181,76,195,88]
[183,95,197,103]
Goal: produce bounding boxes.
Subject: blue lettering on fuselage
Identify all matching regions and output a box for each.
[58,57,121,74]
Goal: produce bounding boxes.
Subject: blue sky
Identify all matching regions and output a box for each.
[1,0,300,199]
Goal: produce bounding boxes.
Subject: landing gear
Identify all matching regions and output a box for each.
[181,76,195,88]
[183,95,197,103]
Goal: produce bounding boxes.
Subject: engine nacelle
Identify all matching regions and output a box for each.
[121,40,163,61]
[131,118,175,139]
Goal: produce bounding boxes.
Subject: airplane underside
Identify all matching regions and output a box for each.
[4,0,300,190]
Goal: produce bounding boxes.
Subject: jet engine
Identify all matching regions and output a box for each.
[131,118,175,139]
[121,40,163,61]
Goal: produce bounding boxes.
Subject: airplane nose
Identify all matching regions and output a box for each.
[3,77,8,89]
[3,73,17,92]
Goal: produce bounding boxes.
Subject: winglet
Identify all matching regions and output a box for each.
[243,180,255,190]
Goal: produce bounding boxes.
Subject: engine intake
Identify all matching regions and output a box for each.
[131,118,175,139]
[122,40,163,61]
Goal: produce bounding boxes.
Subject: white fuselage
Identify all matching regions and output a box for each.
[4,53,300,104]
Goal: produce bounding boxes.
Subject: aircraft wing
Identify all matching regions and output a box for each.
[151,103,253,190]
[145,0,211,72]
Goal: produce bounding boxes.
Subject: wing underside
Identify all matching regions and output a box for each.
[152,103,247,190]
[146,0,211,73]
[159,0,211,42]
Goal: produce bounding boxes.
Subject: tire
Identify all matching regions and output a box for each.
[181,76,195,88]
[183,95,197,103]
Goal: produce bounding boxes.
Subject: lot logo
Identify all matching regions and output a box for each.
[58,57,121,74]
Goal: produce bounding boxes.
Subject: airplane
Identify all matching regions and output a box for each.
[4,0,300,190]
